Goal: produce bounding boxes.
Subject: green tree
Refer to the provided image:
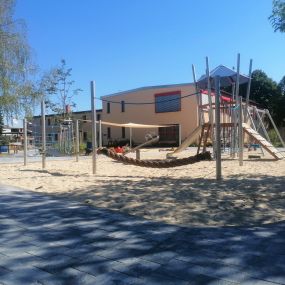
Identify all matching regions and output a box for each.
[43,59,82,119]
[278,75,285,95]
[0,0,38,119]
[269,0,285,32]
[248,70,285,126]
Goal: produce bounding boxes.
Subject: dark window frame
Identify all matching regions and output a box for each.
[154,91,181,113]
[83,132,88,141]
[121,100,125,112]
[107,102,110,114]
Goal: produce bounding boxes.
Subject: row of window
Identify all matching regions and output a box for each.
[45,125,178,143]
[106,92,181,114]
[45,128,126,142]
[44,113,102,126]
[82,114,101,121]
[107,101,125,114]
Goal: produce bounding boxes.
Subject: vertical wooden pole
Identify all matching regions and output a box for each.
[206,57,214,146]
[91,81,97,174]
[266,109,285,148]
[244,59,253,122]
[130,127,132,148]
[233,53,241,158]
[239,96,244,166]
[23,118,27,166]
[99,120,102,147]
[75,119,79,162]
[215,76,222,180]
[179,124,182,146]
[41,100,46,169]
[192,64,203,126]
[230,83,235,158]
[136,149,140,160]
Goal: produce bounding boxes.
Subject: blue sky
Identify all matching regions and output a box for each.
[16,0,284,112]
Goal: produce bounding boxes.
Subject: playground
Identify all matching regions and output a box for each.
[1,55,285,228]
[0,147,284,227]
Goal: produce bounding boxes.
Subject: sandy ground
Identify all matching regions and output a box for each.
[0,148,284,227]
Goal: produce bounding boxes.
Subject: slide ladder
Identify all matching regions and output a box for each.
[242,123,284,160]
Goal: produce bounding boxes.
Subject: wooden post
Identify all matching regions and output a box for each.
[206,57,214,146]
[75,119,79,162]
[244,59,253,122]
[254,107,271,142]
[238,96,243,166]
[178,124,182,146]
[230,83,235,158]
[215,76,222,180]
[233,54,241,158]
[99,120,102,147]
[23,118,27,166]
[192,64,203,126]
[266,109,285,148]
[136,149,140,160]
[41,100,46,169]
[130,127,132,148]
[91,81,97,174]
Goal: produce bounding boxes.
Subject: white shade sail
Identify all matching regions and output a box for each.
[99,121,176,128]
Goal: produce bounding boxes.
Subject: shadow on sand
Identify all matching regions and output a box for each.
[0,183,285,284]
[48,174,285,228]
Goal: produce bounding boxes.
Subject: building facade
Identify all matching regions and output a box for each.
[100,83,198,146]
[31,110,102,146]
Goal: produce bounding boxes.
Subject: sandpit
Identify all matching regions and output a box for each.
[0,148,284,227]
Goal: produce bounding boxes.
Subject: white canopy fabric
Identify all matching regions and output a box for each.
[197,65,250,88]
[99,121,175,128]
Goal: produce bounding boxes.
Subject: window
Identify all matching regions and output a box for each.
[159,125,179,144]
[54,134,58,141]
[82,115,87,122]
[107,102,110,114]
[47,118,51,126]
[97,114,101,121]
[83,132,88,141]
[107,127,111,139]
[155,91,181,113]
[121,101,125,112]
[122,127,126,139]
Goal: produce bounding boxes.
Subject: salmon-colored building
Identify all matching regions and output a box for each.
[100,83,200,146]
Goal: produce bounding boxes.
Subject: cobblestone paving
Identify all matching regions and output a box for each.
[0,184,284,285]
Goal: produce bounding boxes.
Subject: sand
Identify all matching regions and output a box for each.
[0,148,284,227]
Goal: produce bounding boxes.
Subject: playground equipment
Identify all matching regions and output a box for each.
[22,56,284,181]
[167,57,284,166]
[97,148,211,168]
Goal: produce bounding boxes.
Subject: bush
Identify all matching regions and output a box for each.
[268,129,282,147]
[79,143,87,152]
[0,136,10,146]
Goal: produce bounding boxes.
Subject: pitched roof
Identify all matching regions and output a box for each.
[101,83,193,98]
[197,65,250,88]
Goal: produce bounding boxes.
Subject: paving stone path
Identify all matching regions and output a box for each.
[0,184,284,285]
